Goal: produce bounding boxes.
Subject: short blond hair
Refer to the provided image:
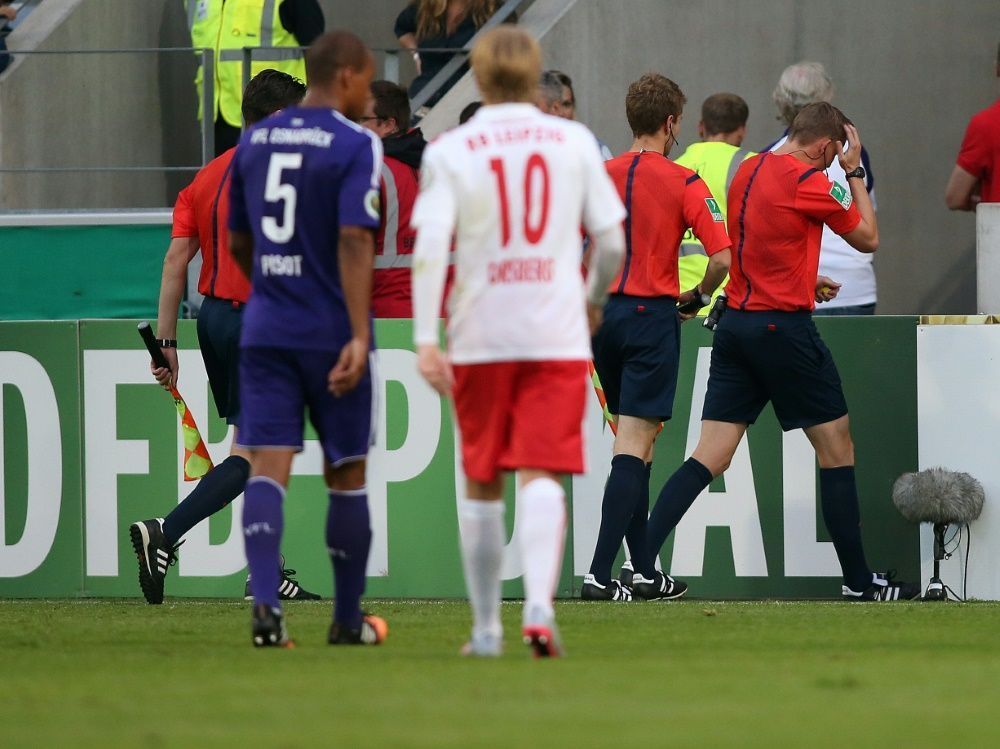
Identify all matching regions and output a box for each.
[470,27,542,104]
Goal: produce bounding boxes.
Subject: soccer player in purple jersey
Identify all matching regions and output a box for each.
[228,31,387,648]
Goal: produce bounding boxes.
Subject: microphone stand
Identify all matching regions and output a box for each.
[924,522,948,601]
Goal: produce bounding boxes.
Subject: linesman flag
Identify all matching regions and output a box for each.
[138,322,215,480]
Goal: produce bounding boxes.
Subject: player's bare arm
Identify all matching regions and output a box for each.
[329,225,375,397]
[411,216,454,396]
[945,164,980,211]
[230,229,255,280]
[152,236,200,389]
[838,124,879,252]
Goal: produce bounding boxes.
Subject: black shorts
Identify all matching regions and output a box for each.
[702,309,848,431]
[591,294,680,422]
[197,296,243,425]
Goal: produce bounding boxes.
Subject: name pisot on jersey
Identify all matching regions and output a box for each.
[260,254,303,276]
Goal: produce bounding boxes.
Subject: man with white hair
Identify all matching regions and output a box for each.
[766,62,878,315]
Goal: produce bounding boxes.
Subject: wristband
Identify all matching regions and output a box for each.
[156,339,178,348]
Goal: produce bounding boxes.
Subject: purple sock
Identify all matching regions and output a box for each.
[242,477,285,609]
[327,489,372,630]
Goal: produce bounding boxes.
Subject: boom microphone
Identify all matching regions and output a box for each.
[891,467,985,601]
[891,468,984,525]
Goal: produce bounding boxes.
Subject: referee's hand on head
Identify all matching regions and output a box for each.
[837,123,863,173]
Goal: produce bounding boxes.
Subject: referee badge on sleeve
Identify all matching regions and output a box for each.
[829,182,853,210]
[705,197,724,222]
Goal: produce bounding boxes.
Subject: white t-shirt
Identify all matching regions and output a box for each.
[770,135,878,308]
[412,103,626,364]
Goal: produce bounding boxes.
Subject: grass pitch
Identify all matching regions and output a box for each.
[2,599,998,748]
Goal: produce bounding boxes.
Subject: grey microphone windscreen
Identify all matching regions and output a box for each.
[892,468,985,525]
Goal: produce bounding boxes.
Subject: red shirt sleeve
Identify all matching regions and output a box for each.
[957,113,988,178]
[171,183,197,238]
[795,173,861,236]
[682,174,731,255]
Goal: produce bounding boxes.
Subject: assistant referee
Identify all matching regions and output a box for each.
[644,102,920,602]
[129,70,319,605]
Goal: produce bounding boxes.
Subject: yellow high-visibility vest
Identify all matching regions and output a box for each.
[188,0,306,127]
[674,142,754,310]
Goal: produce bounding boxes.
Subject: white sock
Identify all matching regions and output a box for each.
[457,498,505,638]
[517,478,566,621]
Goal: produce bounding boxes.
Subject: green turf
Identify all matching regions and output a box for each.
[2,599,998,748]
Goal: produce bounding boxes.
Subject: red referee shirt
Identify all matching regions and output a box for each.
[957,99,1000,203]
[605,150,730,298]
[172,147,251,304]
[725,152,861,312]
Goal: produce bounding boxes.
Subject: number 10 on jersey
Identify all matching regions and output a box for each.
[489,153,551,247]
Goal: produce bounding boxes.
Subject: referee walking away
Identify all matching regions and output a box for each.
[129,70,320,605]
[646,102,920,602]
[581,73,732,602]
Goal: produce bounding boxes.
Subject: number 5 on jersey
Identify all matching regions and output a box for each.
[262,152,302,244]
[489,153,550,247]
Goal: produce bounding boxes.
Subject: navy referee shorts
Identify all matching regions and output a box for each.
[592,294,680,422]
[196,296,243,426]
[702,309,848,431]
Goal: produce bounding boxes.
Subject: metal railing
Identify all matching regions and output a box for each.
[408,0,524,113]
[0,45,410,180]
[0,46,217,171]
[0,1,523,186]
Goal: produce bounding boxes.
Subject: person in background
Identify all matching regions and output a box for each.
[946,42,1000,211]
[395,0,505,111]
[0,0,16,75]
[359,80,432,318]
[538,69,614,160]
[188,0,324,156]
[767,62,878,315]
[674,93,754,313]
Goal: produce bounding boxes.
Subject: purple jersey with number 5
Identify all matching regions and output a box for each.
[229,106,383,351]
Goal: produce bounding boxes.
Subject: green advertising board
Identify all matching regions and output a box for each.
[0,322,83,597]
[0,216,171,321]
[0,318,919,599]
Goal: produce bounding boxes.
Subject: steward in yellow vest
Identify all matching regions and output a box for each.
[674,93,753,312]
[187,0,324,155]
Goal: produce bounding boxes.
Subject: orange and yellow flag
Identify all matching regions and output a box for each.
[169,386,214,480]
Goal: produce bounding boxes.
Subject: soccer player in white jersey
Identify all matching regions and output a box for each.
[411,27,627,658]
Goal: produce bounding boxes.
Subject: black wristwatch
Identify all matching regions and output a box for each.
[844,166,866,180]
[156,338,178,348]
[677,287,712,314]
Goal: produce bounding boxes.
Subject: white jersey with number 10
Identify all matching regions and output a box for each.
[412,103,626,364]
